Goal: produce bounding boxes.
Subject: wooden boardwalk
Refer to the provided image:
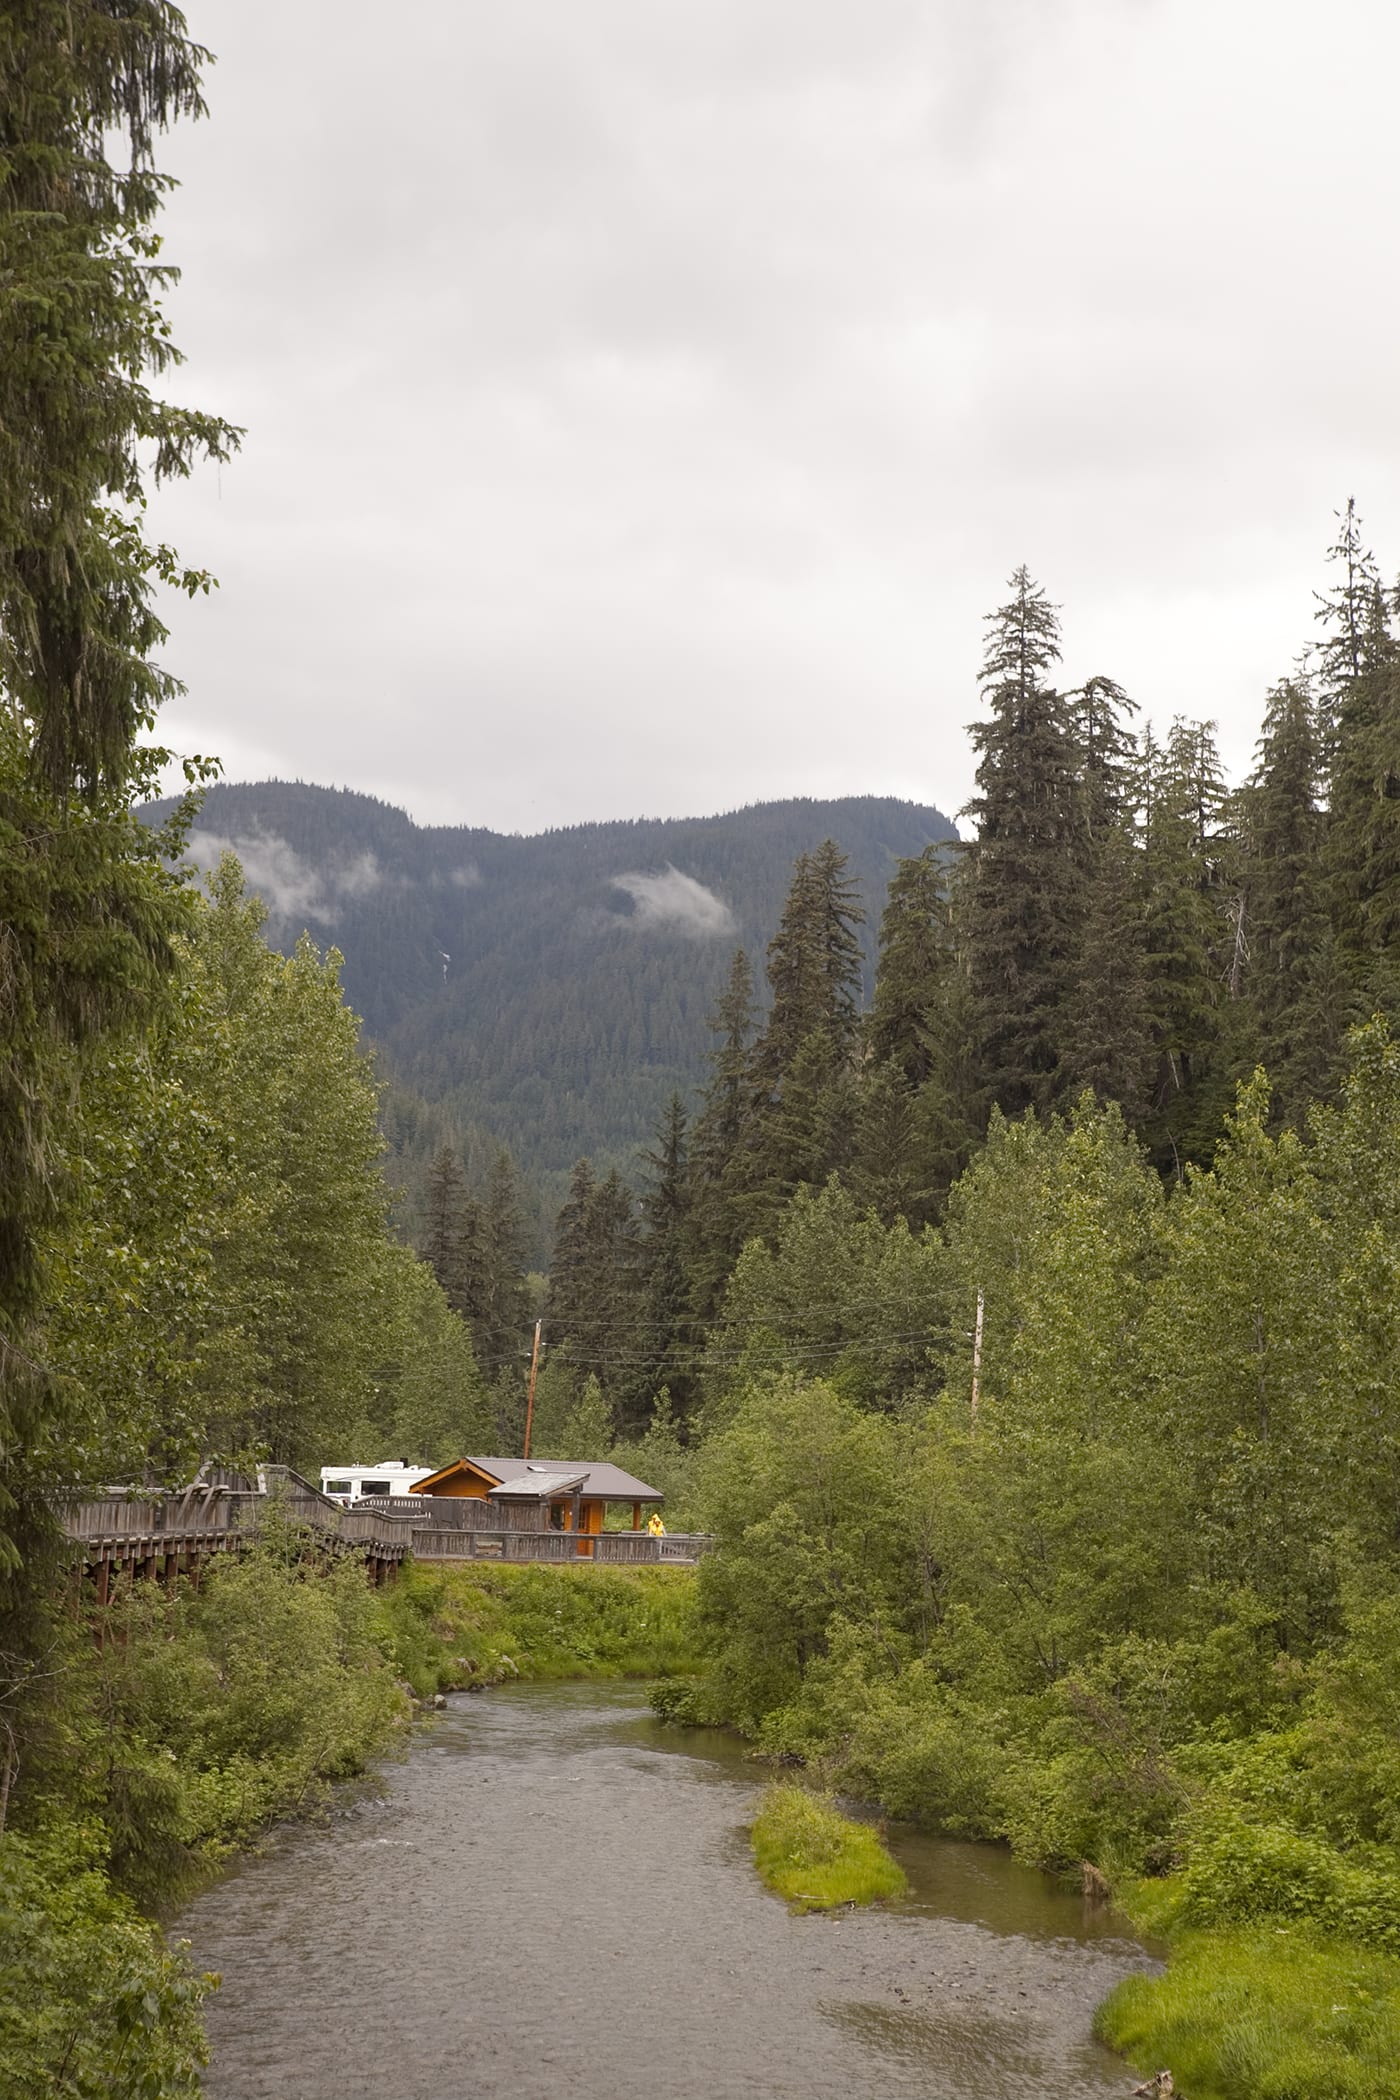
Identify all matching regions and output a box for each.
[60,1469,713,1593]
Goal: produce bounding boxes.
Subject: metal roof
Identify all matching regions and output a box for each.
[459,1456,665,1503]
[487,1470,588,1501]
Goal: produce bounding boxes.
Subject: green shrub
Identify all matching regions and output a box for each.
[12,1536,413,1909]
[750,1783,907,1913]
[1176,1814,1400,1953]
[0,1832,212,2100]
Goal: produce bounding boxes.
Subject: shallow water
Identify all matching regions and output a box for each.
[177,1681,1154,2099]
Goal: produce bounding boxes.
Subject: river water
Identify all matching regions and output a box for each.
[177,1682,1155,2099]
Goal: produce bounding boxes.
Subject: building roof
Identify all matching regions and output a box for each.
[487,1470,587,1501]
[414,1456,664,1503]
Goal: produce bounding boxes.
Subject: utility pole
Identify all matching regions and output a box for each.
[522,1320,542,1459]
[970,1288,984,1428]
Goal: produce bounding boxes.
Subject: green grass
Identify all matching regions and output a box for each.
[1097,1926,1400,2100]
[750,1783,908,1914]
[378,1560,701,1694]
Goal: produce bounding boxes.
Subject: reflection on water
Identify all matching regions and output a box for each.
[177,1681,1154,2100]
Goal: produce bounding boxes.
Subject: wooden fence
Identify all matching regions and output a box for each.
[407,1527,715,1565]
[60,1471,715,1591]
[60,1468,413,1596]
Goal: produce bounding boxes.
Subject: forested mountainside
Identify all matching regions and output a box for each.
[141,783,955,1204]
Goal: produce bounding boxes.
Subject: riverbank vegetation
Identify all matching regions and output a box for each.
[750,1785,906,1913]
[641,1040,1400,2094]
[1098,1928,1400,2100]
[382,1561,700,1692]
[0,1542,696,2099]
[0,1534,406,2099]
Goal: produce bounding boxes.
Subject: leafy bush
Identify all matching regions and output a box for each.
[750,1784,907,1913]
[0,1833,211,2100]
[19,1532,412,1907]
[1176,1815,1400,1953]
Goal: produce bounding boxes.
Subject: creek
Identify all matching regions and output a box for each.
[177,1681,1156,2099]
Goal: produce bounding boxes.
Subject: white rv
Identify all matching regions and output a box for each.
[319,1461,434,1506]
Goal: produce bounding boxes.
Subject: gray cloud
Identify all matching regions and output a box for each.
[187,829,384,924]
[149,1,1400,830]
[609,866,737,939]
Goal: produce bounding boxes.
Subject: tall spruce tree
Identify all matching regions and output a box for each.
[744,841,865,1232]
[630,1096,696,1427]
[545,1159,597,1346]
[420,1145,472,1313]
[1061,819,1154,1119]
[474,1150,532,1378]
[1239,677,1337,1115]
[860,844,975,1221]
[544,1162,642,1404]
[1314,499,1391,758]
[868,846,954,1089]
[751,842,865,1085]
[1315,503,1400,994]
[1072,674,1141,836]
[1140,719,1239,1172]
[962,568,1086,1117]
[688,949,759,1316]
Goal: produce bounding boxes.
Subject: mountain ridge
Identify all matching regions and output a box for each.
[144,779,958,1216]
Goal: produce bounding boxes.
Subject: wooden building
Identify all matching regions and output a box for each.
[412,1457,664,1541]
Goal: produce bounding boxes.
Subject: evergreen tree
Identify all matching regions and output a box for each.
[862,843,977,1221]
[1,3,238,800]
[1315,503,1400,991]
[961,568,1086,1117]
[1071,674,1140,836]
[1238,676,1337,1115]
[1140,719,1238,1172]
[631,1097,697,1426]
[743,842,865,1229]
[544,1162,642,1402]
[752,841,865,1088]
[475,1150,531,1378]
[420,1145,472,1313]
[688,950,758,1316]
[849,1067,935,1227]
[545,1159,598,1347]
[1060,819,1154,1119]
[1314,498,1391,757]
[868,846,954,1089]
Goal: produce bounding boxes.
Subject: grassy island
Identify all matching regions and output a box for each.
[751,1784,907,1914]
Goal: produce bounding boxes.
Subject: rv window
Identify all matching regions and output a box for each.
[326,1481,352,1497]
[360,1481,390,1496]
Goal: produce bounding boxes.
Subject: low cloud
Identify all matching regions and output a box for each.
[610,865,735,939]
[186,828,385,924]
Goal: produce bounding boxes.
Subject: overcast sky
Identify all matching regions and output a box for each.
[149,0,1400,835]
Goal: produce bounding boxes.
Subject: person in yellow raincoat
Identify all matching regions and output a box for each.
[647,1510,666,1537]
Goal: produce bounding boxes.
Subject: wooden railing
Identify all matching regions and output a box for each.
[59,1468,413,1577]
[408,1527,715,1565]
[658,1534,716,1563]
[60,1473,713,1583]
